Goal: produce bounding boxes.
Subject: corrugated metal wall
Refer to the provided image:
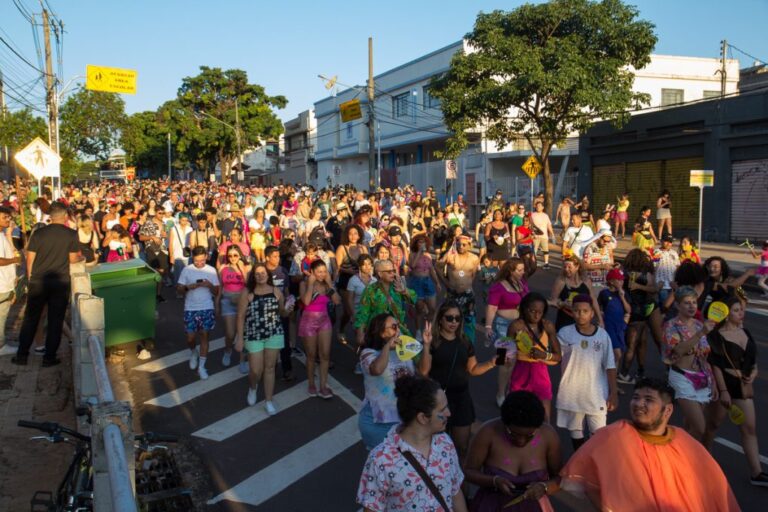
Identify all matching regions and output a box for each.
[592,157,703,229]
[731,159,768,240]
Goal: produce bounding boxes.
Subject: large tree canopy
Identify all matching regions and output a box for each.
[431,0,657,211]
[60,88,127,160]
[0,108,48,153]
[175,66,287,180]
[121,111,170,176]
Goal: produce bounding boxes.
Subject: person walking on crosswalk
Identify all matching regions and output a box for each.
[235,262,295,414]
[177,246,220,380]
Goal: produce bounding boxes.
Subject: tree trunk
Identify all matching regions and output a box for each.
[541,140,554,215]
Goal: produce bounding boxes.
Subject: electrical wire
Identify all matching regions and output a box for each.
[0,34,52,77]
[12,0,34,23]
[727,43,766,66]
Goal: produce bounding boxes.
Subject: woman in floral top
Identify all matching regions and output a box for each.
[358,313,432,450]
[357,374,468,512]
[662,286,717,443]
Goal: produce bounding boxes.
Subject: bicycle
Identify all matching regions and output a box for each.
[18,420,182,512]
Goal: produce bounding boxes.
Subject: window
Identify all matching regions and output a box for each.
[392,92,409,118]
[346,123,353,139]
[423,86,440,109]
[661,88,684,106]
[703,90,720,99]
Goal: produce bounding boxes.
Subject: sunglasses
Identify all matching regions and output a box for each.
[443,314,461,323]
[228,254,239,258]
[385,322,399,331]
[379,269,396,274]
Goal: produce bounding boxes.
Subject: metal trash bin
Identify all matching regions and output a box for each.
[88,259,161,347]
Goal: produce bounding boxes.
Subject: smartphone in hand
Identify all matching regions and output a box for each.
[495,347,508,366]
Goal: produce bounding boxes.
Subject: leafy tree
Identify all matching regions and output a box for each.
[176,66,287,181]
[59,88,127,161]
[121,111,170,176]
[430,0,657,211]
[0,108,48,154]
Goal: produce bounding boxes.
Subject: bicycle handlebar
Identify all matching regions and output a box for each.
[18,420,90,442]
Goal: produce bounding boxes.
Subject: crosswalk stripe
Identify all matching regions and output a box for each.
[144,365,245,408]
[132,337,226,372]
[192,384,310,441]
[207,415,361,506]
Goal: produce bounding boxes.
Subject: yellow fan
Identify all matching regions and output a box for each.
[395,335,423,361]
[515,331,534,353]
[707,301,729,323]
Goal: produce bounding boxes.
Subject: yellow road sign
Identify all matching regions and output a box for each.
[521,155,542,179]
[339,98,363,123]
[689,169,714,188]
[86,65,137,95]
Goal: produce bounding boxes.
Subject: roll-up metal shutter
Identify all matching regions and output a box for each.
[731,159,768,240]
[592,164,625,215]
[626,161,663,221]
[663,157,703,231]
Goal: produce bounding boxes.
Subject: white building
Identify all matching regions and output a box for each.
[313,40,740,219]
[282,109,317,185]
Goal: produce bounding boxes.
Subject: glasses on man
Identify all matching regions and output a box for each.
[443,314,461,323]
[379,268,396,274]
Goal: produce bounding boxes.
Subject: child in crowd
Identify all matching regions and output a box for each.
[598,268,631,390]
[301,243,319,276]
[678,236,700,264]
[478,253,498,301]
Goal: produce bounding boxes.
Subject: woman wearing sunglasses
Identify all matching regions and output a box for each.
[420,301,500,463]
[218,245,251,373]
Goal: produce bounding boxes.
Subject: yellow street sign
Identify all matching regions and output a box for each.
[689,169,714,188]
[86,65,138,95]
[521,155,542,179]
[339,98,363,123]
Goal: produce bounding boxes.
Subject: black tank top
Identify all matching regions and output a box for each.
[555,280,590,330]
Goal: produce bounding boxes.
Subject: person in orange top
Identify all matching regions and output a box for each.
[560,377,740,512]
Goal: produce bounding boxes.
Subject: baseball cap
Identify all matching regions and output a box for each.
[662,234,674,243]
[335,202,348,210]
[606,268,625,281]
[388,225,402,237]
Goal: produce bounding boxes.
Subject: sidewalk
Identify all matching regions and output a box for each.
[0,303,76,511]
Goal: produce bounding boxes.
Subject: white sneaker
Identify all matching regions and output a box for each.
[264,400,277,416]
[189,348,199,370]
[247,387,257,406]
[0,344,18,356]
[239,360,249,374]
[197,365,209,380]
[222,350,232,367]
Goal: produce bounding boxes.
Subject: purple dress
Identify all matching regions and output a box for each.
[470,466,550,512]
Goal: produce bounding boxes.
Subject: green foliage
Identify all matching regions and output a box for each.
[0,108,48,152]
[59,88,127,160]
[121,111,169,176]
[430,0,657,210]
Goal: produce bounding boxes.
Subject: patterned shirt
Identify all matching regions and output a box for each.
[354,282,416,335]
[655,249,680,289]
[662,317,710,367]
[360,349,415,423]
[357,427,463,512]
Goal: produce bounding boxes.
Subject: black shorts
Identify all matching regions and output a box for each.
[337,271,353,290]
[722,370,753,400]
[145,247,170,272]
[446,387,475,428]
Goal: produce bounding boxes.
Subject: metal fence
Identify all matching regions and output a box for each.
[71,267,137,512]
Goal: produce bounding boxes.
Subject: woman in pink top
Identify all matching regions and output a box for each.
[217,244,252,373]
[485,258,529,407]
[217,228,251,268]
[299,259,341,399]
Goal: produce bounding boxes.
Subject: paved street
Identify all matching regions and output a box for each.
[124,252,768,512]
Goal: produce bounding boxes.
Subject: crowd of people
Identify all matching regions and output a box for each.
[0,177,765,510]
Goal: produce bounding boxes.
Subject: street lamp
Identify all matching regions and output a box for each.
[197,100,242,182]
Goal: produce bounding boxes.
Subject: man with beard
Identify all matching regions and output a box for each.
[560,378,740,511]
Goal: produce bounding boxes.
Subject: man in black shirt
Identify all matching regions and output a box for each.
[13,202,83,366]
[265,245,294,381]
[325,202,349,250]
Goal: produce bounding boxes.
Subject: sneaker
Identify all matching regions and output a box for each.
[222,350,232,367]
[264,400,277,416]
[542,263,551,270]
[353,362,363,375]
[189,348,199,370]
[496,394,505,408]
[307,384,318,397]
[247,387,257,406]
[617,373,636,385]
[750,472,768,487]
[33,346,46,356]
[0,344,18,356]
[239,360,249,374]
[318,387,334,400]
[197,365,209,380]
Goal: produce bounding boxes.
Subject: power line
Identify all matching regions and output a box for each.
[12,0,34,23]
[727,43,766,66]
[0,33,51,77]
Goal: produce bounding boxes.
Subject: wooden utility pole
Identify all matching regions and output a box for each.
[42,9,58,154]
[720,39,728,96]
[367,37,376,192]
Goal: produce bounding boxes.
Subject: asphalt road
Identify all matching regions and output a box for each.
[125,260,768,511]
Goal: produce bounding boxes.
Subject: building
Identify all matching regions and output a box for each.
[739,62,768,93]
[578,89,768,242]
[282,110,317,185]
[313,41,741,222]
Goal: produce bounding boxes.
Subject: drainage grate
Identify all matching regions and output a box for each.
[135,448,194,511]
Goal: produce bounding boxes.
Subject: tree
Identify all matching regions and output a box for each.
[176,66,287,181]
[121,111,170,176]
[59,88,127,161]
[430,0,657,212]
[0,108,48,154]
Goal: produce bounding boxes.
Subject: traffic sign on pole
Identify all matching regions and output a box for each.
[521,155,542,179]
[14,137,61,180]
[690,169,715,254]
[86,65,138,95]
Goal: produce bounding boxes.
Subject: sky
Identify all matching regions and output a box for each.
[1,0,766,122]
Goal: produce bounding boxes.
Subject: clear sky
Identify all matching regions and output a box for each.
[1,0,766,121]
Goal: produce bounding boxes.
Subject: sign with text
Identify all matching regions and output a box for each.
[14,137,61,180]
[86,65,138,95]
[339,98,362,123]
[445,159,457,180]
[690,169,714,187]
[521,155,542,179]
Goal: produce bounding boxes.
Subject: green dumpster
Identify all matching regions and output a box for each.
[88,259,161,347]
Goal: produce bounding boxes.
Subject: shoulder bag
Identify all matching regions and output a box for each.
[398,449,451,511]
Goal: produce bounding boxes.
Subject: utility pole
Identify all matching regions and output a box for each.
[235,99,242,183]
[0,70,8,173]
[42,8,58,197]
[720,39,728,96]
[167,132,172,180]
[367,37,376,192]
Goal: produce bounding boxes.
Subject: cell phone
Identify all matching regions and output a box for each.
[196,279,204,283]
[495,347,507,366]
